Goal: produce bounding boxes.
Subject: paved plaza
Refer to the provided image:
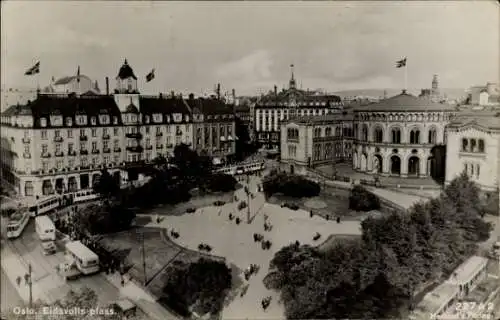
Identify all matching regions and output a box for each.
[141,174,362,319]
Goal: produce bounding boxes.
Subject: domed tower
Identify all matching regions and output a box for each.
[114,59,140,113]
[116,59,138,94]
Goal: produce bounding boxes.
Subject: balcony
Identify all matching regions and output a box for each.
[125,132,143,139]
[146,145,153,150]
[55,151,64,157]
[155,132,163,137]
[113,147,122,153]
[103,148,111,153]
[41,152,51,158]
[91,149,100,154]
[80,150,88,155]
[79,135,88,141]
[102,134,111,140]
[23,153,31,159]
[80,165,90,170]
[54,136,64,142]
[156,145,163,149]
[126,146,144,153]
[68,150,77,156]
[22,137,31,143]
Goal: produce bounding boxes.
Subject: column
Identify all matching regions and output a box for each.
[382,154,390,176]
[401,155,408,178]
[419,156,427,178]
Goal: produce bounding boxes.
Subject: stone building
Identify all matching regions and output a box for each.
[352,91,455,178]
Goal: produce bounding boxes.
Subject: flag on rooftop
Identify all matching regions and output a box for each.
[396,57,407,68]
[146,69,155,82]
[77,66,80,82]
[25,61,40,75]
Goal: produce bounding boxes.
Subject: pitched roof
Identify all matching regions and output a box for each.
[53,75,91,85]
[355,92,455,112]
[117,59,137,80]
[258,87,341,105]
[185,98,233,115]
[139,96,190,115]
[447,111,500,130]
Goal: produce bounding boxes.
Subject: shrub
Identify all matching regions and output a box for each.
[263,173,320,198]
[349,185,380,211]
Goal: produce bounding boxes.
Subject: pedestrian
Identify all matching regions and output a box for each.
[310,210,313,218]
[16,276,21,287]
[326,214,329,221]
[337,216,341,224]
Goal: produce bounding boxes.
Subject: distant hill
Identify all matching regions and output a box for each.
[333,88,468,100]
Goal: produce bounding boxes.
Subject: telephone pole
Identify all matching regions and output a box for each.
[141,231,146,286]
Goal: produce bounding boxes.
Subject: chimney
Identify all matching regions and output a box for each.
[274,85,278,96]
[217,83,221,99]
[105,77,109,95]
[189,93,194,100]
[171,90,175,98]
[232,89,236,99]
[159,92,163,99]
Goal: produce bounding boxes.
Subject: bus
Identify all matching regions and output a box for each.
[28,195,61,217]
[64,241,100,275]
[35,216,56,241]
[6,210,30,239]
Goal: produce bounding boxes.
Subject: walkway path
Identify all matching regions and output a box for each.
[140,174,362,319]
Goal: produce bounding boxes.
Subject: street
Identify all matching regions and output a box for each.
[2,220,121,307]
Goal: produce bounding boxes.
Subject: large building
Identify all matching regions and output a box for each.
[352,91,455,178]
[280,112,353,174]
[0,60,235,198]
[254,66,343,149]
[445,111,500,212]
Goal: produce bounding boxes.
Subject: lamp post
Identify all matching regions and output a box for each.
[21,264,33,308]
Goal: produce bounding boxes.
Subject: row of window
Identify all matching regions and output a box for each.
[359,126,438,144]
[39,113,197,127]
[461,138,485,153]
[313,143,351,161]
[257,108,330,116]
[314,127,354,138]
[355,112,449,122]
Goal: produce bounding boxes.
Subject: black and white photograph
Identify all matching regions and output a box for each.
[1,1,499,319]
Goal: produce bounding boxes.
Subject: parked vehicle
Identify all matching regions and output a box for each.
[65,240,100,275]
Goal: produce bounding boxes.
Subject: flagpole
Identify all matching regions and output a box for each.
[405,61,408,92]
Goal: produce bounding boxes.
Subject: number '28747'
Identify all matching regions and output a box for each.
[455,302,493,313]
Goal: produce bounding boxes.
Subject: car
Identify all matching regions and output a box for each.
[41,241,56,255]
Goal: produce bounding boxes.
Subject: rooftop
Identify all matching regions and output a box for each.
[354,91,456,112]
[117,59,137,80]
[53,75,91,85]
[283,112,353,125]
[446,255,488,285]
[412,282,459,319]
[447,112,500,130]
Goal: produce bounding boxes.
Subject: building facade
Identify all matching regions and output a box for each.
[445,111,500,212]
[352,91,455,178]
[280,112,354,175]
[254,66,343,149]
[0,60,235,198]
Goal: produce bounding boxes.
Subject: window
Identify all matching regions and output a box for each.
[55,144,61,153]
[92,157,98,166]
[92,142,97,150]
[56,161,63,170]
[113,116,118,124]
[91,117,96,125]
[428,129,437,144]
[67,130,73,138]
[103,141,109,149]
[478,139,485,153]
[40,118,47,127]
[91,129,97,137]
[80,129,86,137]
[391,128,401,144]
[374,127,383,143]
[81,158,88,167]
[325,127,332,136]
[362,125,368,141]
[42,162,49,172]
[24,145,30,154]
[68,143,74,153]
[114,128,119,136]
[145,126,150,134]
[55,130,60,138]
[114,140,119,148]
[462,138,468,152]
[287,128,299,140]
[68,159,75,168]
[410,129,420,144]
[470,139,477,152]
[80,142,86,150]
[104,156,110,164]
[41,130,47,140]
[476,164,480,179]
[42,144,48,153]
[66,117,72,126]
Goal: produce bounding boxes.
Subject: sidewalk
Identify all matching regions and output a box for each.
[104,272,179,320]
[0,242,44,304]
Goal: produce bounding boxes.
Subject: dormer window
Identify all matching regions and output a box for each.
[66,117,73,126]
[99,115,110,125]
[153,113,162,123]
[145,115,150,123]
[76,115,87,125]
[113,116,118,124]
[40,118,47,127]
[91,117,97,125]
[166,115,170,123]
[185,115,190,122]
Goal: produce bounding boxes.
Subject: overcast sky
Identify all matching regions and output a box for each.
[1,1,498,95]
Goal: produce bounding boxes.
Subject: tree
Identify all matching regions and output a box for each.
[162,259,232,317]
[349,185,381,211]
[75,203,136,235]
[93,169,119,198]
[262,172,320,198]
[8,287,103,320]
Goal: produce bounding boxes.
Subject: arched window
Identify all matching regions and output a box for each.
[462,138,468,152]
[374,127,383,143]
[428,129,437,144]
[362,125,368,141]
[410,129,420,144]
[470,139,477,152]
[478,139,485,153]
[391,127,401,144]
